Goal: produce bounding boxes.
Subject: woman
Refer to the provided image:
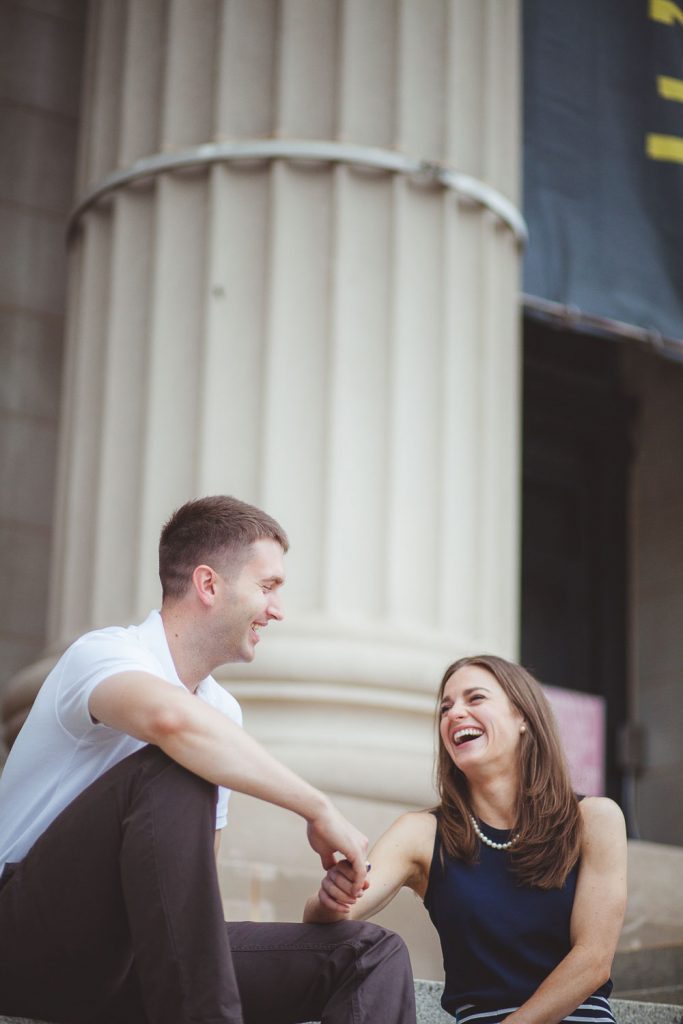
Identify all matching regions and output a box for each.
[304,655,627,1024]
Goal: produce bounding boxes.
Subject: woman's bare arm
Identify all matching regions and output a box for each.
[303,811,436,924]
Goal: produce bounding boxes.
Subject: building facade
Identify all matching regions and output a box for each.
[1,0,682,983]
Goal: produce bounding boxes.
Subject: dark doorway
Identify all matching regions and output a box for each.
[521,317,632,800]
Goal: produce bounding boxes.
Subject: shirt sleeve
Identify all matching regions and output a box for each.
[215,788,230,830]
[203,683,243,830]
[54,632,161,740]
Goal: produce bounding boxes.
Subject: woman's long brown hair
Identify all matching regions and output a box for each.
[435,654,583,889]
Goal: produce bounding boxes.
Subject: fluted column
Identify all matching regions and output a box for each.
[20,0,523,812]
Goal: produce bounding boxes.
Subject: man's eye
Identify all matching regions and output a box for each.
[470,694,485,702]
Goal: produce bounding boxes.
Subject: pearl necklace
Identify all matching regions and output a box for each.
[469,813,520,851]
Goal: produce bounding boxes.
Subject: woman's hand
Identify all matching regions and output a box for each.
[318,858,370,914]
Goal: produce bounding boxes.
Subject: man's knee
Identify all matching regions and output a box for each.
[123,744,215,797]
[344,920,411,963]
[129,745,218,832]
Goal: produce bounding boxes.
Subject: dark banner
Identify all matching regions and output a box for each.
[523,0,683,348]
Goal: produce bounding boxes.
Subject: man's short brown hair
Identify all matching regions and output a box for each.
[159,495,289,601]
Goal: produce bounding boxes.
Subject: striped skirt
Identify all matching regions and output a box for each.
[455,995,616,1024]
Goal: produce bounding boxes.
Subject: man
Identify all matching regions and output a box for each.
[0,495,416,1024]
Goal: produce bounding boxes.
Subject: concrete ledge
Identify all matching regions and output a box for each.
[613,943,683,1004]
[608,1000,683,1024]
[408,981,683,1024]
[2,983,683,1024]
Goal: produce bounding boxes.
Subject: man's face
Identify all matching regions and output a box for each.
[216,538,285,664]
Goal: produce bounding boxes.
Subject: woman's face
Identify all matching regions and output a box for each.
[438,664,525,775]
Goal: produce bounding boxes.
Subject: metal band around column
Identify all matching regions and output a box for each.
[68,139,528,245]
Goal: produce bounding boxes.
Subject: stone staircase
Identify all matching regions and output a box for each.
[2,981,682,1024]
[612,943,683,1005]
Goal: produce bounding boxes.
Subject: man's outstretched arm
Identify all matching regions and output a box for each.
[90,670,368,885]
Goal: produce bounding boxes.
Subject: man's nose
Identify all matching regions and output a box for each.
[267,594,284,621]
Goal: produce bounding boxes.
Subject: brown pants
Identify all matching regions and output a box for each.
[0,746,416,1024]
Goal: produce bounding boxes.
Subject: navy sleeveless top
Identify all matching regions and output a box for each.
[424,819,613,1016]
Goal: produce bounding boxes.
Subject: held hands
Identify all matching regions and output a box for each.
[318,858,370,914]
[306,802,370,905]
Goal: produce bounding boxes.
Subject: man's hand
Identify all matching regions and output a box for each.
[306,803,369,896]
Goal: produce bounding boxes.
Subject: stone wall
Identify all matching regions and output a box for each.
[624,349,683,846]
[0,0,86,746]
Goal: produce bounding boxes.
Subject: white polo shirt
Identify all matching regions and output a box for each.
[0,610,242,874]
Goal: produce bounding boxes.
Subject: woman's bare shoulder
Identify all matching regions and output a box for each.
[373,810,438,894]
[394,808,438,841]
[579,796,625,829]
[578,796,627,853]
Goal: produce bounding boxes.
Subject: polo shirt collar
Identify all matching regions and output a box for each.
[138,609,213,695]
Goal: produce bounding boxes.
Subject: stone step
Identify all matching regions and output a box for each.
[613,943,683,997]
[2,982,683,1024]
[616,988,683,1006]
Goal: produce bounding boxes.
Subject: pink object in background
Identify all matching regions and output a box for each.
[542,685,606,796]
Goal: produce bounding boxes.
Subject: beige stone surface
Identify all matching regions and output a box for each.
[0,414,58,528]
[0,105,78,212]
[0,1,83,708]
[0,310,63,419]
[0,524,51,637]
[621,841,683,949]
[0,2,84,116]
[0,204,67,316]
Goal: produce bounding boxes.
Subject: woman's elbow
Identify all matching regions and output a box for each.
[593,957,613,990]
[581,947,616,991]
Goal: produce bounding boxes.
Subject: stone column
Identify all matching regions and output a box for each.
[41,0,523,803]
[7,0,523,953]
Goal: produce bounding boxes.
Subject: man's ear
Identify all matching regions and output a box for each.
[192,564,218,607]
